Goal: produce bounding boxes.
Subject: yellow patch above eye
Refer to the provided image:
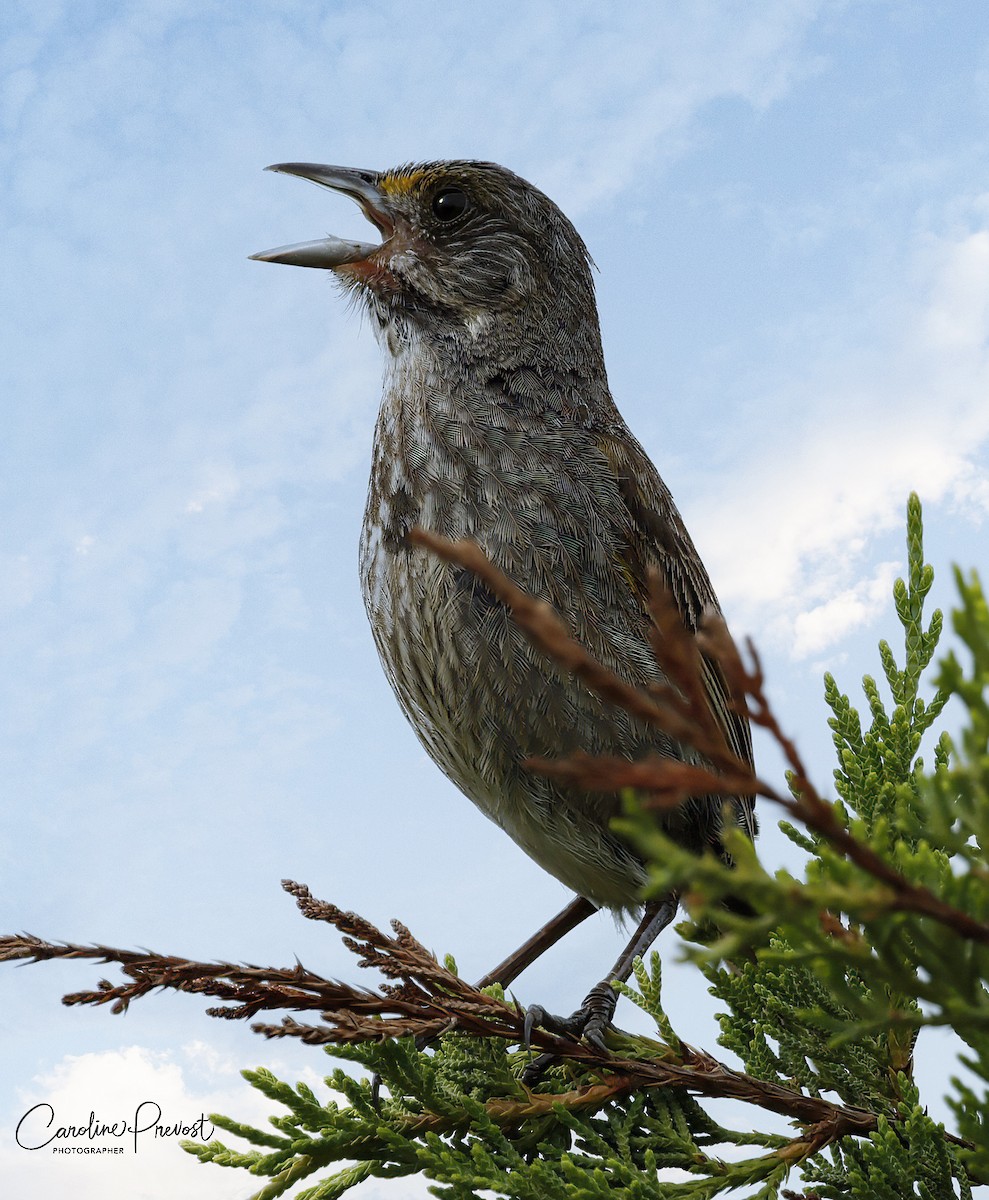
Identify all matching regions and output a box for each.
[378,170,430,197]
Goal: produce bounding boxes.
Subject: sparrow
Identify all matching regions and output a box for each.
[252,160,755,1048]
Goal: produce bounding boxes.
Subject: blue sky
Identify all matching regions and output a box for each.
[1,2,988,1196]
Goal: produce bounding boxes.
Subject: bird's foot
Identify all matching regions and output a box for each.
[521,980,618,1082]
[524,980,617,1050]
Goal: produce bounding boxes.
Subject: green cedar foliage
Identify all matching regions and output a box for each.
[174,494,982,1196]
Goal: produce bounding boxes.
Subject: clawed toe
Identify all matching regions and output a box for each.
[523,1001,586,1044]
[522,1003,545,1050]
[521,980,619,1081]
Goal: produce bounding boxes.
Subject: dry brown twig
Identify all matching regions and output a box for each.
[0,880,880,1157]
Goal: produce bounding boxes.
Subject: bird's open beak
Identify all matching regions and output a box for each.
[250,163,391,269]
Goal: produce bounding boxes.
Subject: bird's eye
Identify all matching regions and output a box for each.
[431,187,469,222]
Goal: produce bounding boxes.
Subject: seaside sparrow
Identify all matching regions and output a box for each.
[252,161,755,1047]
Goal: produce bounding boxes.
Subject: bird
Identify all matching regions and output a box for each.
[251,160,756,1050]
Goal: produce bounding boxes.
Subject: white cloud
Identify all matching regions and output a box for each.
[697,214,989,656]
[921,228,989,351]
[4,2,827,231]
[790,561,900,658]
[0,1044,277,1199]
[185,466,240,515]
[0,1042,467,1200]
[465,0,827,211]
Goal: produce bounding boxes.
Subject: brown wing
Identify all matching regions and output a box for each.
[596,431,757,842]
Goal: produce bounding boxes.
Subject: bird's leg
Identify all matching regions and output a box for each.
[474,894,598,989]
[522,893,679,1078]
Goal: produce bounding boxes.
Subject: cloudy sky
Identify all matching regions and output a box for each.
[2,2,987,1196]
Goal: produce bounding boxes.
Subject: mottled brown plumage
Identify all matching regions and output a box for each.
[253,160,755,1043]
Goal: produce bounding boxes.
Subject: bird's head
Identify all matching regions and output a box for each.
[252,160,601,357]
